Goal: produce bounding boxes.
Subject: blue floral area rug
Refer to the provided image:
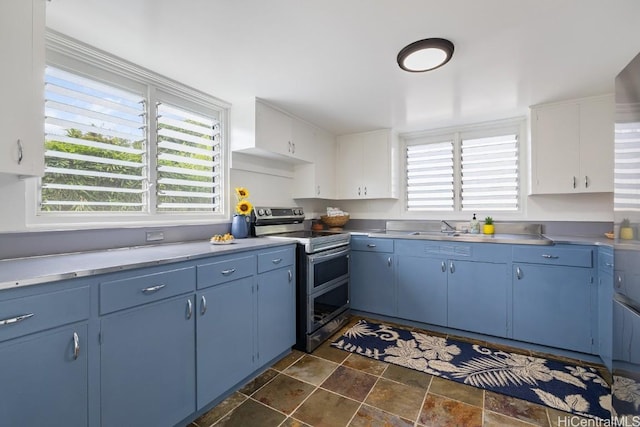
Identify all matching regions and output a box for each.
[331,320,611,420]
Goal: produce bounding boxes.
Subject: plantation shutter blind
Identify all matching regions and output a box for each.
[460,133,519,211]
[156,102,221,212]
[614,121,640,211]
[406,141,455,211]
[42,66,146,212]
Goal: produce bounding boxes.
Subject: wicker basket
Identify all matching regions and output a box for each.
[320,214,350,228]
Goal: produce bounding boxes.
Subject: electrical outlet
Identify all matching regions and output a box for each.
[146,231,164,242]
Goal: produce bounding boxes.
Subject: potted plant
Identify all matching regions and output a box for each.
[620,218,634,240]
[483,216,494,235]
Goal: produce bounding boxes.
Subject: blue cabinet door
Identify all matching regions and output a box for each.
[100,295,196,427]
[351,251,395,316]
[598,248,614,370]
[257,266,295,364]
[513,264,592,353]
[0,324,88,427]
[397,256,447,326]
[447,260,508,337]
[196,277,255,409]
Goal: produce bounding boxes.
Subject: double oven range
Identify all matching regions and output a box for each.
[252,207,351,352]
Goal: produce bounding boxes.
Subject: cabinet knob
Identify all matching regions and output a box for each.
[186,299,193,319]
[516,266,522,280]
[200,295,207,315]
[367,244,377,248]
[141,284,166,294]
[73,332,80,360]
[272,258,283,264]
[221,268,236,276]
[17,139,23,165]
[288,270,293,282]
[585,176,589,188]
[441,261,446,272]
[541,254,559,259]
[387,257,392,267]
[0,312,34,326]
[358,187,361,196]
[317,185,320,195]
[364,186,367,196]
[572,176,576,189]
[449,262,455,274]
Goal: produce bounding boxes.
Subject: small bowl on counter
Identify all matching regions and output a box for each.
[320,215,350,231]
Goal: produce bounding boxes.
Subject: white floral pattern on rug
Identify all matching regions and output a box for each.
[332,319,611,421]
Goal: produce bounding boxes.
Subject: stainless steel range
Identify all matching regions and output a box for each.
[252,207,351,352]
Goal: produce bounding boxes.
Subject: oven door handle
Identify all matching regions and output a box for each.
[309,246,350,262]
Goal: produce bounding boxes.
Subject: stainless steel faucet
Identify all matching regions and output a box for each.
[441,220,456,232]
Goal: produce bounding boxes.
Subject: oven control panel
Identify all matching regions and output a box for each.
[253,206,305,222]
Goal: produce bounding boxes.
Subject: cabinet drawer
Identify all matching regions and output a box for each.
[0,286,90,343]
[513,246,592,268]
[197,255,256,289]
[351,237,394,253]
[598,249,614,275]
[100,267,196,315]
[258,247,295,273]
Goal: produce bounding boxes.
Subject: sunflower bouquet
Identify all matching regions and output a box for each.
[234,187,253,216]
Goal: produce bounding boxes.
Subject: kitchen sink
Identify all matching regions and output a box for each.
[376,230,552,245]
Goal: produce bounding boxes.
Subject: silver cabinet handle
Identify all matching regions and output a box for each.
[449,262,455,274]
[616,275,623,289]
[272,258,283,264]
[221,268,236,276]
[358,187,361,196]
[585,176,589,188]
[186,299,193,319]
[141,284,166,294]
[17,139,23,165]
[73,332,80,360]
[288,270,293,282]
[0,313,34,326]
[367,244,377,248]
[292,142,295,154]
[605,262,614,267]
[441,261,446,272]
[288,141,292,153]
[573,176,576,189]
[387,257,392,267]
[200,295,207,315]
[516,266,522,280]
[541,254,559,259]
[364,186,367,196]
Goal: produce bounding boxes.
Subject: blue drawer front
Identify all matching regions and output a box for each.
[100,266,196,314]
[0,286,90,342]
[351,237,394,253]
[197,255,256,289]
[258,247,295,273]
[513,245,592,268]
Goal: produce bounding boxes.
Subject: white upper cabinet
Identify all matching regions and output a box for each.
[293,128,336,199]
[530,95,613,194]
[254,101,312,163]
[336,129,398,199]
[0,0,45,176]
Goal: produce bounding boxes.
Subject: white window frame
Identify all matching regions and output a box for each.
[26,31,230,229]
[401,117,528,220]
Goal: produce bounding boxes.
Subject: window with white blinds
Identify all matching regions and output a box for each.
[156,103,221,212]
[405,122,522,213]
[406,141,454,211]
[43,67,147,212]
[460,134,519,211]
[614,121,640,211]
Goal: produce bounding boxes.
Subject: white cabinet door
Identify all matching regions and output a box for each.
[0,0,45,176]
[293,128,336,198]
[336,133,363,199]
[362,130,392,198]
[255,101,293,157]
[291,119,313,162]
[579,96,613,192]
[531,102,580,194]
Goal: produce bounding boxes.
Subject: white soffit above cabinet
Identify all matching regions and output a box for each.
[46,0,640,135]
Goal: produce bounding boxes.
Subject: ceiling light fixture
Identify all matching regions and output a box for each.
[397,38,455,72]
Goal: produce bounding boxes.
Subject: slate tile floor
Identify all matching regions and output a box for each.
[191,318,603,427]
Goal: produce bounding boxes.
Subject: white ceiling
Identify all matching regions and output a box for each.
[46,0,640,136]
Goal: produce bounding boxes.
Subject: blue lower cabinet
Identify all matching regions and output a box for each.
[100,295,196,427]
[513,263,593,353]
[351,251,395,316]
[447,260,509,337]
[196,277,255,410]
[257,266,296,364]
[0,324,88,427]
[598,248,613,370]
[397,256,447,326]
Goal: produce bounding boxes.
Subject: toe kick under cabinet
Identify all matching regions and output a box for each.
[0,243,296,427]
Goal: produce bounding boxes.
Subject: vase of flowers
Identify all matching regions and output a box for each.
[231,187,253,239]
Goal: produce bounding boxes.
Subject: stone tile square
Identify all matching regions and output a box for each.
[428,376,484,407]
[252,374,315,415]
[193,392,246,427]
[484,410,545,427]
[418,393,482,427]
[271,349,305,372]
[284,354,339,386]
[349,404,414,427]
[312,340,351,363]
[238,368,279,396]
[280,417,312,427]
[382,363,433,389]
[320,365,377,401]
[342,353,388,376]
[485,391,550,426]
[364,377,426,421]
[292,388,360,427]
[214,398,286,427]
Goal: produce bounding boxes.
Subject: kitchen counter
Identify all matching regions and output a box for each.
[0,238,292,290]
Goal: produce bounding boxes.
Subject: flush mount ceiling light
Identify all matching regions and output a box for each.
[397,38,455,72]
